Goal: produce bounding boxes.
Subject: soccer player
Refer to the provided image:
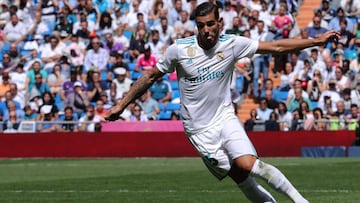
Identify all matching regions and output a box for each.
[105,2,339,202]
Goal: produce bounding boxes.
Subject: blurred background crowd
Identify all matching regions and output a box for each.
[0,0,359,133]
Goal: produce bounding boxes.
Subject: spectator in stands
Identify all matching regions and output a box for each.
[323,56,336,83]
[334,67,350,93]
[86,70,109,103]
[54,12,73,42]
[37,106,58,132]
[41,36,62,72]
[149,76,171,104]
[74,20,91,43]
[169,0,182,26]
[332,18,356,51]
[1,53,16,71]
[135,44,157,73]
[294,59,312,83]
[113,26,130,52]
[264,89,278,110]
[333,100,348,118]
[84,36,110,73]
[22,104,37,121]
[8,83,25,109]
[346,104,360,130]
[104,33,123,54]
[288,87,312,113]
[342,88,352,112]
[265,111,280,131]
[127,102,148,121]
[290,108,303,131]
[300,101,316,130]
[27,11,50,37]
[2,110,20,133]
[48,64,65,96]
[94,99,108,119]
[317,0,336,23]
[318,79,342,115]
[26,72,50,102]
[97,12,117,37]
[307,69,327,102]
[2,13,26,45]
[9,64,27,95]
[260,78,281,102]
[279,61,296,91]
[138,90,160,120]
[146,29,166,60]
[256,97,272,121]
[148,0,164,23]
[84,0,101,25]
[0,72,11,99]
[271,3,292,40]
[38,91,59,120]
[308,10,329,29]
[128,28,147,62]
[8,43,21,65]
[308,15,328,39]
[152,17,176,45]
[252,20,272,100]
[277,101,292,131]
[328,7,356,34]
[244,109,260,131]
[225,16,244,36]
[312,107,328,131]
[99,90,113,110]
[220,1,237,31]
[174,10,195,38]
[58,106,79,132]
[78,104,103,132]
[286,79,309,106]
[351,80,360,107]
[0,95,23,121]
[112,67,133,100]
[66,81,90,117]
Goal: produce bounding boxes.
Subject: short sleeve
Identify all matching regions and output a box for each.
[156,44,178,74]
[232,36,259,60]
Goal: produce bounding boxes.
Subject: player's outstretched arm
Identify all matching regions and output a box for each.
[256,30,341,55]
[104,68,165,121]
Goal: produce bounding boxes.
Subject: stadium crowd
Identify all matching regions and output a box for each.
[0,0,359,133]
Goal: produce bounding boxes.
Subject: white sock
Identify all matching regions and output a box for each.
[238,176,277,203]
[250,159,309,203]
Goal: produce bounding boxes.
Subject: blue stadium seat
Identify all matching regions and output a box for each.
[159,111,172,120]
[236,76,244,93]
[311,101,318,110]
[279,91,288,102]
[131,72,143,80]
[171,89,180,100]
[124,30,133,39]
[3,43,10,53]
[128,62,136,71]
[158,102,165,111]
[166,102,180,111]
[169,80,178,90]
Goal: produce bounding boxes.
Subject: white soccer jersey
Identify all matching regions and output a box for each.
[157,34,258,134]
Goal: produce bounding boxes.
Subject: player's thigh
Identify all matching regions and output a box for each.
[221,118,257,160]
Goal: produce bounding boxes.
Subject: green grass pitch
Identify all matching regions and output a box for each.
[0,158,358,202]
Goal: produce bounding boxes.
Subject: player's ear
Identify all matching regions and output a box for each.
[218,17,223,24]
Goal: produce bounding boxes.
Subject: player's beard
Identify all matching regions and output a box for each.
[198,28,220,50]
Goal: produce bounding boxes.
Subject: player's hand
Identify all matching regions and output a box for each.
[104,105,123,121]
[319,30,341,45]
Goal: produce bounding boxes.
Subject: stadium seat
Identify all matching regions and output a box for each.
[159,111,172,120]
[158,102,165,111]
[3,43,10,53]
[131,72,143,80]
[311,101,318,110]
[236,76,244,93]
[128,62,136,71]
[169,80,178,90]
[279,91,288,102]
[123,30,133,39]
[171,89,180,100]
[166,102,180,111]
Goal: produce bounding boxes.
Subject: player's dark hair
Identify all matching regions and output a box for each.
[194,2,219,20]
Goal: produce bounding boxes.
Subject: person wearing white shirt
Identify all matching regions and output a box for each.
[40,36,62,72]
[84,36,110,72]
[174,10,195,38]
[2,14,26,45]
[220,1,237,31]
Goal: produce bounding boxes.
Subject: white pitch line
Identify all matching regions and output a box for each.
[0,189,356,193]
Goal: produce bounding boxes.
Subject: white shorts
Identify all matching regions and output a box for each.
[188,118,257,180]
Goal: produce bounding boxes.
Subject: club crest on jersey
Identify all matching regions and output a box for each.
[187,47,196,57]
[216,52,224,61]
